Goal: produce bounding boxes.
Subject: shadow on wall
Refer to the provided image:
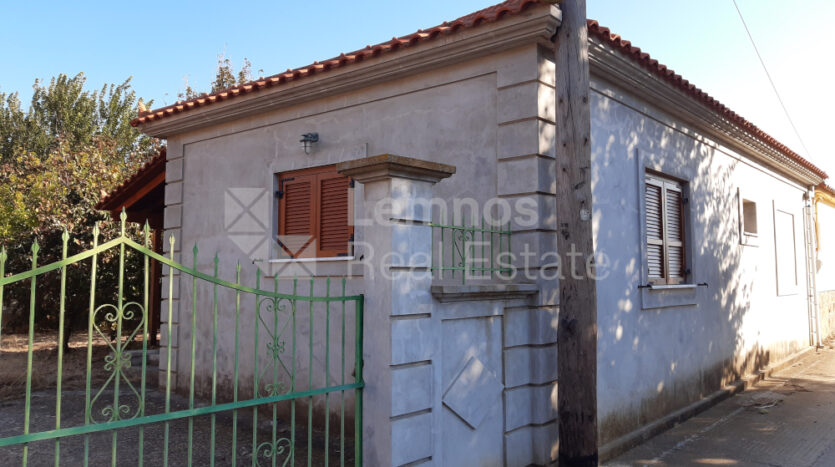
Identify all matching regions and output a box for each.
[589,92,804,445]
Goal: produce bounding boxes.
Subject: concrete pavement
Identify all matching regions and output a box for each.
[605,343,835,467]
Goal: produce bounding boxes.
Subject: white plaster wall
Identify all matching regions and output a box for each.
[590,78,813,443]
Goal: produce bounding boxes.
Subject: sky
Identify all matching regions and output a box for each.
[1,0,832,176]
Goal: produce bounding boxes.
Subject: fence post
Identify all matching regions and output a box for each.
[337,154,454,467]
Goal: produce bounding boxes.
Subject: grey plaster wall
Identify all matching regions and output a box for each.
[159,40,561,466]
[589,77,814,444]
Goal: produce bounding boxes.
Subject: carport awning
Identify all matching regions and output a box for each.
[97,147,166,230]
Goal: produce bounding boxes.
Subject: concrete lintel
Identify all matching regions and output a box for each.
[430,282,539,303]
[337,154,455,184]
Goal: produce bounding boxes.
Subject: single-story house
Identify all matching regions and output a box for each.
[107,0,830,464]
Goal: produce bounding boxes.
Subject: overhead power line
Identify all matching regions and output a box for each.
[732,0,812,157]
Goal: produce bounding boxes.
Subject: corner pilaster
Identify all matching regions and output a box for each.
[338,154,454,466]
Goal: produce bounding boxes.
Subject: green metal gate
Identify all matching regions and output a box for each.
[0,212,364,466]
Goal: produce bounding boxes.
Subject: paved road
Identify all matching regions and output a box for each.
[606,344,835,467]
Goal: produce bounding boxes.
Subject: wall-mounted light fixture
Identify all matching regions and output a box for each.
[300,133,319,155]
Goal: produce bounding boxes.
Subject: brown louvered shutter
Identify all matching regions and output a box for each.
[277,165,352,258]
[318,172,352,256]
[645,180,665,283]
[278,175,315,257]
[645,173,687,285]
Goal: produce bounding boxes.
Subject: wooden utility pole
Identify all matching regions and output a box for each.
[553,0,598,465]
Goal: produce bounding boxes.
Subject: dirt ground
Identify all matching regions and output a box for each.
[0,333,356,466]
[0,332,113,402]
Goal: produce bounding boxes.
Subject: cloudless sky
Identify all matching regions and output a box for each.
[1,1,832,176]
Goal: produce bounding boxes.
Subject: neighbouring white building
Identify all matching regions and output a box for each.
[815,185,835,339]
[110,0,830,464]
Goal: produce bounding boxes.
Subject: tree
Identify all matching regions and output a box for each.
[0,73,154,163]
[0,73,159,349]
[236,58,252,87]
[179,54,256,100]
[211,53,237,92]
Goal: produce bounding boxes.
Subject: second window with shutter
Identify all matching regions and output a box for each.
[645,172,687,285]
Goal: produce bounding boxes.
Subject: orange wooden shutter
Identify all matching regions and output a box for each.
[277,165,352,258]
[278,174,315,257]
[318,172,352,256]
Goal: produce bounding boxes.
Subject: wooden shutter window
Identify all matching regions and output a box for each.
[278,176,315,257]
[318,173,351,256]
[645,182,665,282]
[645,173,687,285]
[277,165,352,258]
[665,187,684,283]
[283,180,313,235]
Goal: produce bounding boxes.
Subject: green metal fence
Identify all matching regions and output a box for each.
[0,211,364,466]
[429,217,512,284]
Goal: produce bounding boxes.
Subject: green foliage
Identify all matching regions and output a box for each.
[211,54,238,93]
[0,139,148,239]
[0,73,159,343]
[236,58,253,88]
[179,54,257,101]
[0,73,155,162]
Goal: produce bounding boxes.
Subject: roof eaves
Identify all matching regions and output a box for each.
[130,0,541,127]
[96,148,167,211]
[586,19,827,180]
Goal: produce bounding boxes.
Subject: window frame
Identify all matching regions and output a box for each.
[737,188,759,246]
[276,164,354,259]
[644,171,689,286]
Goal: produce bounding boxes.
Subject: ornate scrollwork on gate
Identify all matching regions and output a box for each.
[255,296,295,397]
[89,301,146,424]
[255,438,293,467]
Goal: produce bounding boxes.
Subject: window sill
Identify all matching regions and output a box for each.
[645,283,697,290]
[641,282,699,310]
[268,256,355,264]
[741,233,759,247]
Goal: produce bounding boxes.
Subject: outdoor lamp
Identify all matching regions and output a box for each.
[300,133,319,155]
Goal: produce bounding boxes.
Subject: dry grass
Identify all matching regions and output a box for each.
[0,332,114,401]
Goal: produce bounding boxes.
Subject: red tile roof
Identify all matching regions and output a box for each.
[96,147,166,211]
[818,183,835,198]
[586,20,827,179]
[132,0,827,180]
[131,0,541,127]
